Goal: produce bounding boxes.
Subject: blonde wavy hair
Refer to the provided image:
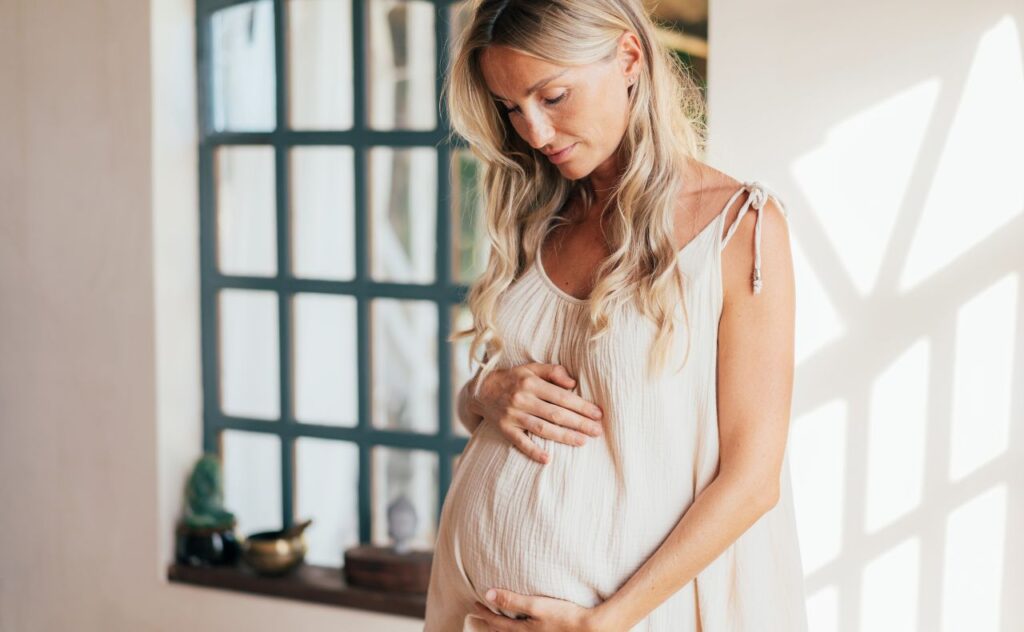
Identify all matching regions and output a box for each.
[445,0,708,397]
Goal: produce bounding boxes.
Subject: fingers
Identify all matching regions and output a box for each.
[533,391,603,437]
[538,362,577,390]
[491,363,607,463]
[471,591,533,630]
[519,406,591,447]
[486,588,534,618]
[501,417,551,464]
[530,364,604,426]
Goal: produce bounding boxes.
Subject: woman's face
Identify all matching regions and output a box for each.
[478,33,641,182]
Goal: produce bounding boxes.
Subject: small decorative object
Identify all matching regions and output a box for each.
[387,495,418,554]
[174,453,241,567]
[343,492,432,593]
[241,518,313,576]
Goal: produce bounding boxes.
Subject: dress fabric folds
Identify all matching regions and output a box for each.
[423,181,810,632]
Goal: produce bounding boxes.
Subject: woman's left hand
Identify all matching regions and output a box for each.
[469,588,619,631]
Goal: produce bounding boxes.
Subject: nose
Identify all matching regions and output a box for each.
[519,109,555,150]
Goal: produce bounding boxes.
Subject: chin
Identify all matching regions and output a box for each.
[556,160,587,180]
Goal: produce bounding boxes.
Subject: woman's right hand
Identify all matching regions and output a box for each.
[471,363,604,464]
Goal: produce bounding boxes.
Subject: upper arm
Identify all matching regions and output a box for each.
[716,196,795,506]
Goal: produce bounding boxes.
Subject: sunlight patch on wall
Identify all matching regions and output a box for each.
[949,273,1017,481]
[941,484,1007,632]
[791,400,847,575]
[806,583,840,632]
[865,337,929,533]
[860,536,920,632]
[792,233,845,365]
[792,79,940,296]
[900,16,1024,291]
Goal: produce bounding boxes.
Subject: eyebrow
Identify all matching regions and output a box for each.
[489,69,570,101]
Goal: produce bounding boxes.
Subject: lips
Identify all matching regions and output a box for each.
[545,143,577,163]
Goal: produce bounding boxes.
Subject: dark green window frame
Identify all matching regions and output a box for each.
[195,0,471,549]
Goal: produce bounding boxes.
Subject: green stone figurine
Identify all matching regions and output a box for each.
[184,453,236,529]
[175,453,240,566]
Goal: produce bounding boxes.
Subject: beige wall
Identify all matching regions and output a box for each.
[0,0,418,629]
[1,0,1021,631]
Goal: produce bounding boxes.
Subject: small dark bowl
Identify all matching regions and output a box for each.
[175,523,241,567]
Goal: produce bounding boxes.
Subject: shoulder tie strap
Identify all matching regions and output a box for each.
[720,181,790,295]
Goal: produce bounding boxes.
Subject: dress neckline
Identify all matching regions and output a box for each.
[532,204,724,305]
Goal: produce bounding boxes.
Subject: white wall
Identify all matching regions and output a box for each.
[2,0,1021,631]
[0,0,419,629]
[707,1,1024,631]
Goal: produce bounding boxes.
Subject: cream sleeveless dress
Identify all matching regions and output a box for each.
[424,181,809,631]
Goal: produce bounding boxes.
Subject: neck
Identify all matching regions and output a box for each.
[585,141,630,215]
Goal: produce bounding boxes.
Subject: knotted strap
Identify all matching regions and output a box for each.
[721,181,790,295]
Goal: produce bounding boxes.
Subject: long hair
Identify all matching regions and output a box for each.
[444,0,708,397]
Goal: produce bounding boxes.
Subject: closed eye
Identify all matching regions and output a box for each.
[503,93,567,114]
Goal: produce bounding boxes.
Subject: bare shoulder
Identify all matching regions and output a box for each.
[674,158,744,248]
[680,159,794,304]
[673,160,794,305]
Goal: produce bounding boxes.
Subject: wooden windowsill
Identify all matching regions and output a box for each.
[166,562,426,619]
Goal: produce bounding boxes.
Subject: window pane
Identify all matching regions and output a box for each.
[290,146,355,280]
[371,298,438,432]
[216,146,277,277]
[288,0,354,130]
[368,146,437,284]
[366,0,436,130]
[222,430,282,535]
[219,289,280,420]
[448,1,474,52]
[295,437,360,567]
[293,293,358,426]
[450,148,488,284]
[450,303,474,438]
[210,0,276,132]
[371,446,438,551]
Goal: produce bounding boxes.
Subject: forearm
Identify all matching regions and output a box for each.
[593,472,777,630]
[456,371,485,434]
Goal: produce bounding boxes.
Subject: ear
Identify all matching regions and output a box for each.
[617,30,643,79]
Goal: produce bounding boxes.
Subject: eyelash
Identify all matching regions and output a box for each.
[504,93,567,114]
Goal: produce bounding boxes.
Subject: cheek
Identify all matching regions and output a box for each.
[575,108,618,149]
[598,103,630,147]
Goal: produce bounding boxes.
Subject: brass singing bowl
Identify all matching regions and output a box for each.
[241,528,308,576]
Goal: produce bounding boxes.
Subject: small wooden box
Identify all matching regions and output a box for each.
[343,545,433,594]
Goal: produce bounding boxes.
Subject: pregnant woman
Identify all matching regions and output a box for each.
[425,1,809,630]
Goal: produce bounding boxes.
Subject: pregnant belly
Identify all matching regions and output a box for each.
[438,420,655,610]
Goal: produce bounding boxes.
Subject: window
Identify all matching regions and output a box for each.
[195,0,485,572]
[180,0,707,616]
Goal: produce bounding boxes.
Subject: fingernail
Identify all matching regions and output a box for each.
[485,589,497,601]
